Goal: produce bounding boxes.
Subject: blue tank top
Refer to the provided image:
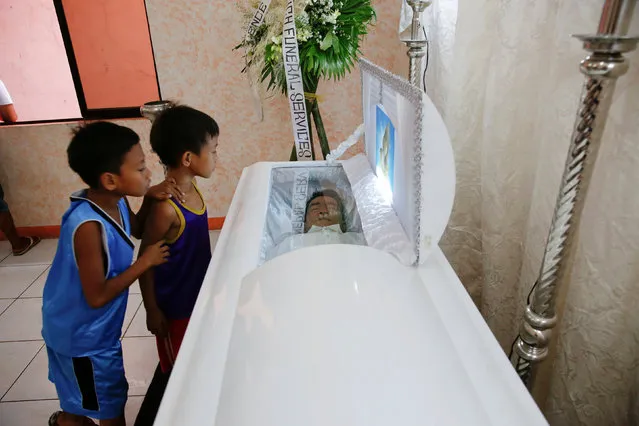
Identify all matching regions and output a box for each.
[154,184,211,319]
[42,191,134,357]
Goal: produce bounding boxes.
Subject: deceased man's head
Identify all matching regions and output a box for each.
[304,190,346,233]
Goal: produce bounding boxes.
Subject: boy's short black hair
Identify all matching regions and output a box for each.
[150,105,219,168]
[67,121,140,189]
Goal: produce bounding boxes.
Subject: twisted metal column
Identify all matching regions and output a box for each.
[510,0,638,395]
[401,1,430,89]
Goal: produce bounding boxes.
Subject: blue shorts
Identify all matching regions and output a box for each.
[0,184,8,212]
[46,345,128,420]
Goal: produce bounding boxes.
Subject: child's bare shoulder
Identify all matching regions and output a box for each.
[143,200,181,242]
[149,200,179,225]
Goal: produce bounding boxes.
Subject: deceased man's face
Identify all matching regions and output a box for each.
[304,195,341,232]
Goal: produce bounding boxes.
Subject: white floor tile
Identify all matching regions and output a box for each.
[126,396,144,424]
[21,276,142,331]
[3,346,56,401]
[0,397,142,425]
[0,291,138,340]
[0,341,43,398]
[122,337,158,396]
[0,300,11,317]
[0,241,11,262]
[0,265,48,299]
[20,267,50,298]
[0,399,60,425]
[130,280,141,294]
[0,239,57,267]
[3,340,154,404]
[125,305,153,338]
[122,294,143,337]
[0,299,42,342]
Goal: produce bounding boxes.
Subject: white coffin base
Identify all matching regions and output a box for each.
[154,162,547,426]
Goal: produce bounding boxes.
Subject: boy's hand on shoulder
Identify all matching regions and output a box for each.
[146,307,168,337]
[140,240,170,268]
[147,177,185,203]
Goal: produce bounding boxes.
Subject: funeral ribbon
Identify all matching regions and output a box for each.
[246,0,271,39]
[282,0,313,160]
[245,0,320,232]
[244,0,313,160]
[283,0,313,230]
[291,169,311,234]
[244,0,272,121]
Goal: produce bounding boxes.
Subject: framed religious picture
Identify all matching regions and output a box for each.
[375,104,396,195]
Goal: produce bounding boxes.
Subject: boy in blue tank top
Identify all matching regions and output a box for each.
[43,122,184,426]
[138,106,218,374]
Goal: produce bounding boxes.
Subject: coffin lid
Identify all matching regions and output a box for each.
[357,58,455,263]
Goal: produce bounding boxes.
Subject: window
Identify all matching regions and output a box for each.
[0,0,161,124]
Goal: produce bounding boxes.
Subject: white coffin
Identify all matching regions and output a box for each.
[154,60,547,425]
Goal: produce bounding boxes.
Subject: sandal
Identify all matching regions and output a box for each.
[48,411,97,425]
[12,236,41,256]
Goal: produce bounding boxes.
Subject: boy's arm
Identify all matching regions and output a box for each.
[128,178,185,239]
[126,196,153,240]
[139,202,178,337]
[74,221,169,309]
[0,104,18,122]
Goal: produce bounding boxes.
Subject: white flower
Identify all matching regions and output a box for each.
[271,35,282,45]
[298,11,309,25]
[297,27,312,42]
[323,11,338,24]
[330,10,340,22]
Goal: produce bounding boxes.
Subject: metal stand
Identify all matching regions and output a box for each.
[510,0,638,398]
[140,100,174,122]
[401,1,430,89]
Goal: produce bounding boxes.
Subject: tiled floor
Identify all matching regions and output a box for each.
[0,232,220,425]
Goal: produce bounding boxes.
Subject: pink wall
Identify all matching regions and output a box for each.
[0,0,407,227]
[63,0,160,109]
[0,0,81,122]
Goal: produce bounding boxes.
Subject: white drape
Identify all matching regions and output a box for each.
[417,0,639,424]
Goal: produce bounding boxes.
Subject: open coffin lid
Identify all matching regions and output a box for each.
[342,58,456,265]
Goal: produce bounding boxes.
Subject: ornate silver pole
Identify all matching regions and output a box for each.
[510,0,638,398]
[400,1,430,89]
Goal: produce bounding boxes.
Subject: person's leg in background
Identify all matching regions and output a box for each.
[134,318,189,426]
[0,183,40,255]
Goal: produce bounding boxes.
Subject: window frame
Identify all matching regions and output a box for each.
[0,0,162,127]
[52,0,162,120]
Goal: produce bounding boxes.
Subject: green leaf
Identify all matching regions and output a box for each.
[320,33,334,51]
[332,36,342,55]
